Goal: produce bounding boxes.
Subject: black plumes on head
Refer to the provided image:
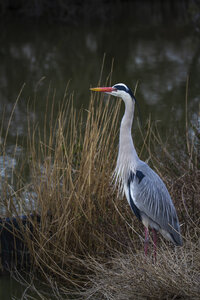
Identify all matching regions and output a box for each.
[127,86,134,99]
[114,83,143,127]
[114,84,135,100]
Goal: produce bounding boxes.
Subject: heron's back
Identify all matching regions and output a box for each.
[125,160,182,246]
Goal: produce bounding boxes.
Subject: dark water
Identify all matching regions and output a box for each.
[0,11,200,299]
[0,276,24,299]
[0,273,53,300]
[0,19,199,140]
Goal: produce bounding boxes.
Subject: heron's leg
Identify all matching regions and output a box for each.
[152,229,157,262]
[144,227,149,256]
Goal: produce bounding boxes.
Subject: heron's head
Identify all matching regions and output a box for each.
[90,83,135,101]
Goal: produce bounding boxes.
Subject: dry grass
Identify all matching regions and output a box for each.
[0,84,199,299]
[24,89,129,276]
[80,107,200,300]
[82,238,200,300]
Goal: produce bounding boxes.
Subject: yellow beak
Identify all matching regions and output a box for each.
[90,87,116,92]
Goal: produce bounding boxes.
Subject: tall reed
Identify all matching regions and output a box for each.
[1,84,199,299]
[16,87,137,283]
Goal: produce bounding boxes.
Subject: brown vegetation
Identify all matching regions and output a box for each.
[0,85,199,299]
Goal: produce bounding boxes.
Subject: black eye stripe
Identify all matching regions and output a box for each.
[114,84,134,98]
[114,85,127,92]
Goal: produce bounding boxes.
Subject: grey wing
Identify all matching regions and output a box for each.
[128,163,182,246]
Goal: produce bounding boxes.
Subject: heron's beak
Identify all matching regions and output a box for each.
[90,87,116,93]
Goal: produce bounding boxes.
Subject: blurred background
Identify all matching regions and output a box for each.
[0,0,200,297]
[0,0,199,142]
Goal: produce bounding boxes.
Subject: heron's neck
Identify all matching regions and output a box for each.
[115,97,139,183]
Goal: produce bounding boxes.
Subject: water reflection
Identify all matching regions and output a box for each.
[0,155,16,178]
[0,12,199,299]
[0,276,24,300]
[0,18,199,191]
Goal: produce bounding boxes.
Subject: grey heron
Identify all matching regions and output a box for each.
[90,83,183,257]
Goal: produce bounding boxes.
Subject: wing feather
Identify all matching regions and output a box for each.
[128,161,182,245]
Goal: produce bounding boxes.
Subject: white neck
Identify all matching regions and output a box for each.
[113,94,139,192]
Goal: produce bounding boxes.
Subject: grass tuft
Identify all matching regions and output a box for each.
[0,84,199,299]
